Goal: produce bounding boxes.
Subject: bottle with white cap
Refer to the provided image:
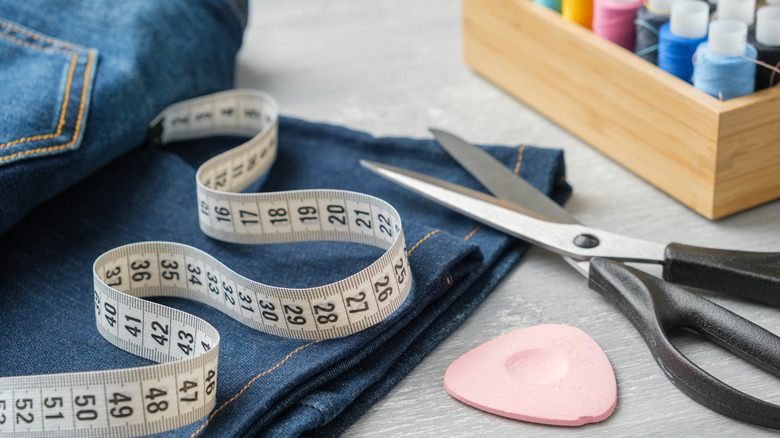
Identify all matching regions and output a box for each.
[749,6,780,89]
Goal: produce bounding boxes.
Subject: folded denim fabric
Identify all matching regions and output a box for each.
[0,0,247,236]
[0,116,570,436]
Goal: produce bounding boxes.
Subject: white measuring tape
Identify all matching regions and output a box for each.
[0,90,411,437]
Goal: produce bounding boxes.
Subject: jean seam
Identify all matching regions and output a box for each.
[0,29,75,55]
[0,20,81,49]
[513,144,526,175]
[189,340,320,438]
[407,229,445,255]
[189,145,528,434]
[0,20,94,163]
[463,225,482,241]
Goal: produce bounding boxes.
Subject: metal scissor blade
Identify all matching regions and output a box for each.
[430,128,578,225]
[360,160,666,264]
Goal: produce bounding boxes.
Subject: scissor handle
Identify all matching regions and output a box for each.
[663,243,780,307]
[588,258,780,430]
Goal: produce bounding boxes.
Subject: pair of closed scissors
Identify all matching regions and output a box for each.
[360,129,780,430]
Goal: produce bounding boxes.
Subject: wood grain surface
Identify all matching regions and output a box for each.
[236,1,780,435]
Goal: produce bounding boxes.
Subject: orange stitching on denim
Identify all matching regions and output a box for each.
[0,51,90,161]
[407,230,442,255]
[513,145,526,174]
[463,225,482,241]
[0,49,92,163]
[0,20,80,50]
[0,21,89,158]
[0,29,72,55]
[52,54,80,134]
[445,276,451,286]
[189,340,320,438]
[0,53,77,151]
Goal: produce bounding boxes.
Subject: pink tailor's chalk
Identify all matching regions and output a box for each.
[443,324,616,426]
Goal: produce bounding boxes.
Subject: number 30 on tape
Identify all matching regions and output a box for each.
[0,90,411,437]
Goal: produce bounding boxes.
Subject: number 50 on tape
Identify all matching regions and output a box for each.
[0,90,411,437]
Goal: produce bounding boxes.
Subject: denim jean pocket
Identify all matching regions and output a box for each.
[0,18,97,167]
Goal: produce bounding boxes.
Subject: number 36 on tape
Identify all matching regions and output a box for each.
[0,90,411,437]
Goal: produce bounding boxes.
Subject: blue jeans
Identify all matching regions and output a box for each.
[0,0,247,236]
[0,117,570,436]
[0,2,571,436]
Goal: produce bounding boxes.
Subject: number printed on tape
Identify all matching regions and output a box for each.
[0,90,412,437]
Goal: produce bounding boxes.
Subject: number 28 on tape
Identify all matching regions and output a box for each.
[0,90,412,437]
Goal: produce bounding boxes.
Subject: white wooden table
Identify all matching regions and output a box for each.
[236,1,780,435]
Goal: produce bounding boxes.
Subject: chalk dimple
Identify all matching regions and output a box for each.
[505,348,569,384]
[444,324,617,427]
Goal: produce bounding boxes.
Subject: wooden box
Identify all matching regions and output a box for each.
[463,0,780,219]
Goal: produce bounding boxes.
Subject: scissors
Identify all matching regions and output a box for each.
[360,129,780,430]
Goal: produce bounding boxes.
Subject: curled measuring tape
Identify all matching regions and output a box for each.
[0,90,411,437]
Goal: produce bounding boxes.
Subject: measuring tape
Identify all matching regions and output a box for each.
[0,90,411,437]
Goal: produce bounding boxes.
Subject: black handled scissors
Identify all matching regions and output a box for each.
[360,129,780,430]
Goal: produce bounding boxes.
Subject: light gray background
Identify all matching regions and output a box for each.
[236,1,780,435]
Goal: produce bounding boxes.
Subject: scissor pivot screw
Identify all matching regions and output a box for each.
[574,234,599,249]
